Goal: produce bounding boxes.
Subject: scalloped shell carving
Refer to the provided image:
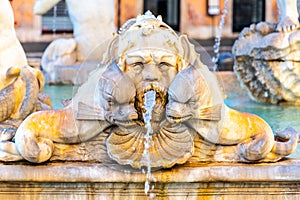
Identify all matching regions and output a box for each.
[106,124,194,168]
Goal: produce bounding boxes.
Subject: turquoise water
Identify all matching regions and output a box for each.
[225,97,300,133]
[42,85,300,158]
[42,85,74,109]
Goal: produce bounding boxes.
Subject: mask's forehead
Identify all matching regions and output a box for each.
[125,49,178,65]
[125,51,151,64]
[117,25,183,59]
[152,51,178,65]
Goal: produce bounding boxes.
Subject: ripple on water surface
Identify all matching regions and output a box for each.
[42,85,74,110]
[225,97,300,132]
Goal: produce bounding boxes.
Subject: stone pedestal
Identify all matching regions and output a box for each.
[1,159,300,199]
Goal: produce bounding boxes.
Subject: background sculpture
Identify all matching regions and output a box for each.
[233,0,300,104]
[0,0,48,146]
[276,0,299,32]
[34,0,116,84]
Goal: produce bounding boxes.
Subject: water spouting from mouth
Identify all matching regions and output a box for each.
[142,90,156,197]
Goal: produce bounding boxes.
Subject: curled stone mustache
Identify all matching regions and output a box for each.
[136,82,167,106]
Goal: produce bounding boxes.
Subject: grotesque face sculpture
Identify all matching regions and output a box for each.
[106,11,188,125]
[101,12,196,168]
[123,49,178,123]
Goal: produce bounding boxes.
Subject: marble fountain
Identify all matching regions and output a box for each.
[1,0,300,199]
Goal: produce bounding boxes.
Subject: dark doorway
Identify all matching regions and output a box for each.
[144,0,180,31]
[232,0,265,32]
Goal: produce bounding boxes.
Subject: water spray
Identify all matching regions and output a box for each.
[212,0,229,71]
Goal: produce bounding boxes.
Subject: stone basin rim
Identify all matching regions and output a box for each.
[0,159,300,183]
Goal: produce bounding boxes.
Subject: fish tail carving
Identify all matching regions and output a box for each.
[15,104,110,163]
[0,81,16,122]
[17,66,41,119]
[238,131,274,161]
[272,127,299,156]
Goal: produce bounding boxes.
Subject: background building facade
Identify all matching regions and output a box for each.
[10,0,279,42]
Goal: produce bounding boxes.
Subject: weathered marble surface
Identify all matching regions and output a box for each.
[0,72,299,199]
[34,0,115,84]
[276,0,299,32]
[1,72,299,200]
[0,1,27,83]
[0,12,295,168]
[0,1,49,140]
[233,24,300,104]
[233,0,300,104]
[0,159,300,199]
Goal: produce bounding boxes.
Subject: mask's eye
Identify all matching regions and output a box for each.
[158,62,171,72]
[132,62,143,73]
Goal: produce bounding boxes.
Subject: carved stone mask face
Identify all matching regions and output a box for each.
[121,49,179,121]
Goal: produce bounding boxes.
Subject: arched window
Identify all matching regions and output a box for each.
[41,1,73,34]
[233,0,265,32]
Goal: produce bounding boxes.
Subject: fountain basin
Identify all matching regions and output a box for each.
[1,71,299,199]
[0,160,300,199]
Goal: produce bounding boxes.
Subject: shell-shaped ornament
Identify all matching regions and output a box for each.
[106,123,194,168]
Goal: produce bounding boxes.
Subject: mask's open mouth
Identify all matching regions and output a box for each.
[136,83,167,121]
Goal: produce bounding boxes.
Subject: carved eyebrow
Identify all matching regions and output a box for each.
[125,52,151,64]
[160,53,176,59]
[99,84,114,97]
[99,77,116,95]
[153,53,177,65]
